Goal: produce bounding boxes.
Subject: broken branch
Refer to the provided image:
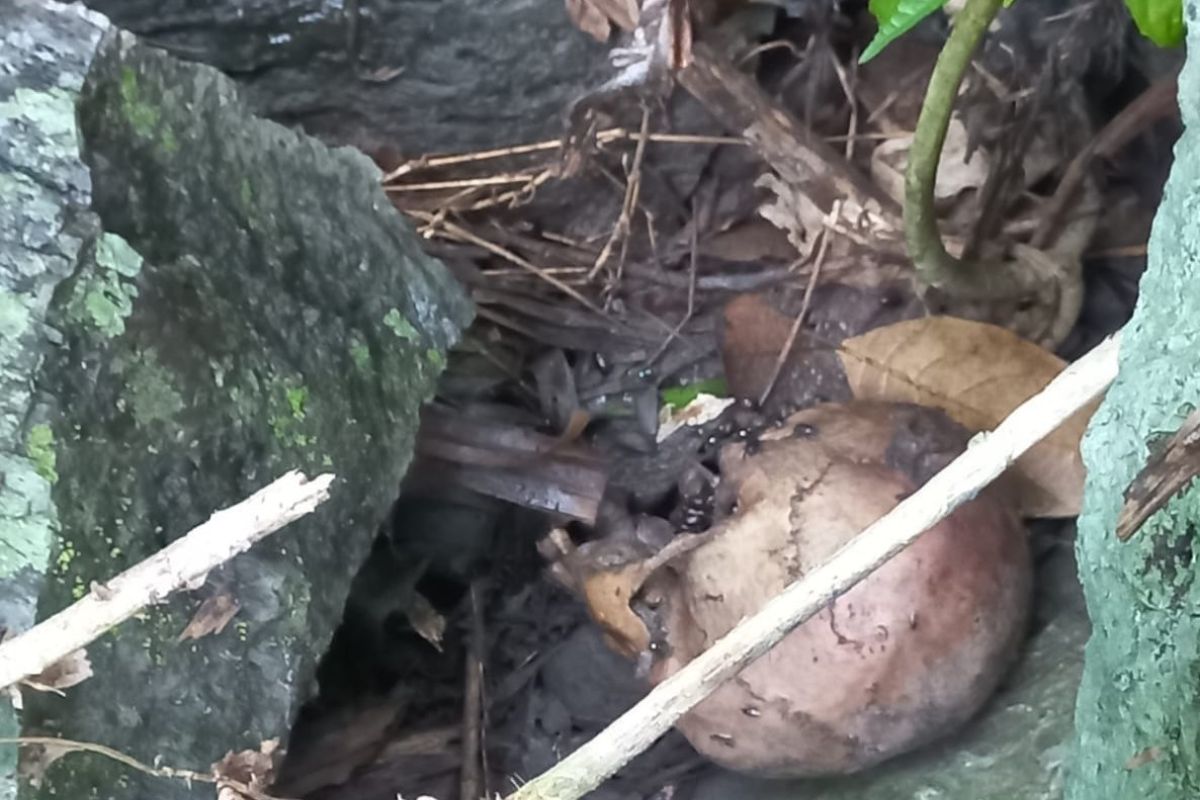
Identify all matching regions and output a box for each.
[0,470,335,690]
[678,39,902,227]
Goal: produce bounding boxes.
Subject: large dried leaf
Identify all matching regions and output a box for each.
[838,317,1097,517]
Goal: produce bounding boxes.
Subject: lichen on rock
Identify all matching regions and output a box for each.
[0,2,109,796]
[7,24,470,800]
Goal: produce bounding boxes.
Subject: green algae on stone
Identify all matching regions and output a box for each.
[118,66,161,140]
[240,177,254,211]
[25,424,58,484]
[383,308,420,342]
[349,340,371,371]
[121,349,185,427]
[269,379,319,452]
[286,386,308,419]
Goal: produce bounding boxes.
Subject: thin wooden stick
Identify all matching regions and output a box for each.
[0,470,335,690]
[412,213,609,318]
[384,173,538,192]
[380,129,746,182]
[506,332,1121,800]
[1031,72,1178,249]
[460,579,488,800]
[647,203,700,365]
[758,208,833,407]
[0,736,294,800]
[589,107,652,284]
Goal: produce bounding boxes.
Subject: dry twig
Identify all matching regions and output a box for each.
[459,580,488,800]
[1032,73,1179,249]
[758,213,832,406]
[0,471,334,691]
[0,735,292,800]
[647,206,700,365]
[381,128,745,183]
[589,107,653,286]
[413,213,609,318]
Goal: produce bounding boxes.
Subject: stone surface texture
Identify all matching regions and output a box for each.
[2,20,470,800]
[1066,3,1200,797]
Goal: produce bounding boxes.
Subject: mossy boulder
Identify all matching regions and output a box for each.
[6,24,469,800]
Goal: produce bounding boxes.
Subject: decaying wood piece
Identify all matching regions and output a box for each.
[0,471,334,691]
[678,40,901,217]
[413,406,609,525]
[677,39,904,250]
[272,696,407,797]
[506,333,1120,800]
[1117,407,1200,541]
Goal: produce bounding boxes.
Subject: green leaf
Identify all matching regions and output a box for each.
[661,378,728,410]
[861,0,949,63]
[1125,0,1184,47]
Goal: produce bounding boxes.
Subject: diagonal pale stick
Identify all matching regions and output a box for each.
[507,333,1121,800]
[0,470,335,690]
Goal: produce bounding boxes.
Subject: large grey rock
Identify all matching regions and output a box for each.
[1065,8,1200,796]
[81,0,613,155]
[0,2,108,797]
[4,22,470,800]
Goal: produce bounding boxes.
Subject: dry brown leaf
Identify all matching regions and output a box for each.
[566,0,612,41]
[402,590,447,652]
[755,173,825,260]
[212,738,279,791]
[565,0,639,40]
[594,0,640,29]
[870,116,990,207]
[838,316,1097,517]
[719,294,796,401]
[581,563,652,657]
[178,591,240,642]
[21,649,93,694]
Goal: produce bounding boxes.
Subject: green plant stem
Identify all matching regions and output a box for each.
[905,0,1006,290]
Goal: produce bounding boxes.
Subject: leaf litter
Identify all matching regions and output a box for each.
[277,2,1180,799]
